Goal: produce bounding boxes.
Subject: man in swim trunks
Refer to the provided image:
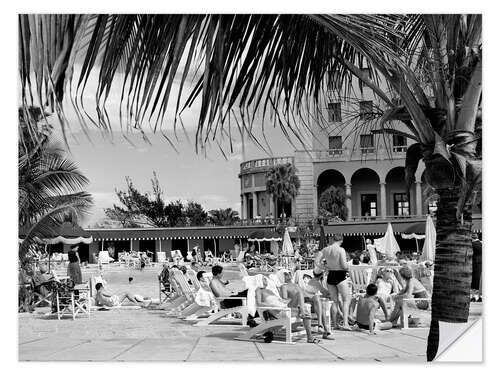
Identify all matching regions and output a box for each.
[315,234,352,330]
[95,283,151,308]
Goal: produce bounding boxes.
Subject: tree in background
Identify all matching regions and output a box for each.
[265,163,300,218]
[19,107,93,258]
[208,208,240,226]
[318,186,348,221]
[185,201,208,226]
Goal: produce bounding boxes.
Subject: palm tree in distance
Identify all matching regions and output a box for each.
[19,107,93,258]
[208,208,240,226]
[19,15,481,360]
[265,163,301,220]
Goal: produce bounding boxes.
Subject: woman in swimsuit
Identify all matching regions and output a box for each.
[388,266,430,326]
[314,234,351,330]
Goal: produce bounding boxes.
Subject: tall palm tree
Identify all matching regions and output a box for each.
[265,163,301,218]
[18,14,481,360]
[19,107,93,258]
[208,208,239,226]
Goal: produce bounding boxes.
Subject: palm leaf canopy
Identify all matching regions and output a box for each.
[19,14,481,207]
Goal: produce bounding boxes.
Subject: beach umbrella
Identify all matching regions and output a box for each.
[421,215,436,262]
[282,228,294,256]
[401,223,426,252]
[19,221,93,271]
[374,223,400,259]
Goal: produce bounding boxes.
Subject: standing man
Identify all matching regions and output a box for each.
[315,234,352,330]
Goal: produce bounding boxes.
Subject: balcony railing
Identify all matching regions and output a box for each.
[350,215,427,222]
[240,156,294,172]
[392,146,408,153]
[308,146,407,162]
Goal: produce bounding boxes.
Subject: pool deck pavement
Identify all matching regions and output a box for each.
[18,265,480,362]
[19,307,429,362]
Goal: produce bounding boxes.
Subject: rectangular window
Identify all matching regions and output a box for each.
[394,193,410,216]
[327,102,342,122]
[359,100,373,120]
[328,136,343,156]
[361,194,378,217]
[392,135,407,152]
[360,134,374,154]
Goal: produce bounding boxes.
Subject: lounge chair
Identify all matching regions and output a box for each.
[163,269,197,316]
[235,304,308,344]
[348,265,376,296]
[98,251,114,265]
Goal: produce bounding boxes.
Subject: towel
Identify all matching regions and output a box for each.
[243,274,264,316]
[195,288,215,307]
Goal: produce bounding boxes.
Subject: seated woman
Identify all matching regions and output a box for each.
[388,266,430,326]
[376,268,396,299]
[275,274,322,343]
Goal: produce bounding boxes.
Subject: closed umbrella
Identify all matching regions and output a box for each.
[282,228,294,256]
[374,223,400,259]
[421,215,436,262]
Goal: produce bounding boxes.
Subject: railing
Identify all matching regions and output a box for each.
[240,156,294,173]
[350,215,427,222]
[308,147,407,162]
[392,146,408,153]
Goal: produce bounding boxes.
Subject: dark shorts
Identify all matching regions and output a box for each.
[356,321,374,330]
[327,270,348,286]
[220,289,248,309]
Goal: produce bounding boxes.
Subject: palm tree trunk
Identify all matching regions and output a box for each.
[427,186,473,361]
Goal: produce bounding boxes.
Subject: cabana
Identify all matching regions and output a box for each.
[24,222,93,270]
[247,230,282,254]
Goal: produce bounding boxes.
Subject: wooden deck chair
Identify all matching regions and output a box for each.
[348,265,375,296]
[235,305,307,344]
[193,295,248,326]
[160,273,190,311]
[98,251,113,264]
[164,269,197,316]
[158,266,173,304]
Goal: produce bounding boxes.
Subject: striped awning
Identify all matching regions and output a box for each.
[297,217,482,237]
[87,225,276,241]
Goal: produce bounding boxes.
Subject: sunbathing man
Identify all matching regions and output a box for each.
[280,272,321,343]
[209,265,257,326]
[315,234,352,330]
[352,283,392,334]
[94,283,152,308]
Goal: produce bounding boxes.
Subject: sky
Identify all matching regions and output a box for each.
[57,125,296,227]
[49,61,306,226]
